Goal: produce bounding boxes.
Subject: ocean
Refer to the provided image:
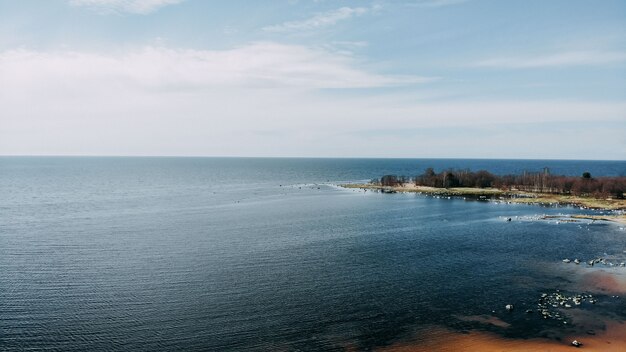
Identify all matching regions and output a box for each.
[1,157,625,351]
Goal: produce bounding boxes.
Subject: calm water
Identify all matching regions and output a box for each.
[1,157,625,351]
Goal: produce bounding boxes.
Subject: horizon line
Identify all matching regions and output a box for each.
[0,154,624,162]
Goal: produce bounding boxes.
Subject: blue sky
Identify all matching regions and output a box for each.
[1,0,625,159]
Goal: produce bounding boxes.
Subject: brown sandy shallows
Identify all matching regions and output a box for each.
[541,259,626,296]
[375,275,626,351]
[580,269,626,295]
[453,314,511,328]
[385,268,626,352]
[341,183,626,211]
[378,321,626,352]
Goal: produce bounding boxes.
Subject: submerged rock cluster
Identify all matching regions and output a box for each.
[535,290,596,321]
[562,256,626,267]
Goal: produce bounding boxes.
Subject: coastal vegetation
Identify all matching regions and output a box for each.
[344,168,626,212]
[380,168,626,199]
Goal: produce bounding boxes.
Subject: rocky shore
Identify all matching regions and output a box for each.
[340,183,626,214]
[340,179,626,351]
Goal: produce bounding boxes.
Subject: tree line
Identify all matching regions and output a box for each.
[377,168,626,199]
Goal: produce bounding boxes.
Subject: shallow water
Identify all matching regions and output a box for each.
[1,157,625,351]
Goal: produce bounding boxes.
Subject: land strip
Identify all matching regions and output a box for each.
[341,183,626,214]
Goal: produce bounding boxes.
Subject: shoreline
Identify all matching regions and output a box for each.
[341,183,626,215]
[342,180,626,350]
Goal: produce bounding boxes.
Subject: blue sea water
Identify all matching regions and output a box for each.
[1,157,625,351]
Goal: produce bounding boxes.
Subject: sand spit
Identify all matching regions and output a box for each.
[341,183,626,211]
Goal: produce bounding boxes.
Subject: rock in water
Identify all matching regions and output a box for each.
[505,304,514,311]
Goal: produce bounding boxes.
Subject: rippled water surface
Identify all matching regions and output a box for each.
[1,157,625,351]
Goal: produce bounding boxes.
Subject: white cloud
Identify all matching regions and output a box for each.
[406,0,469,8]
[331,41,369,48]
[0,43,430,91]
[0,44,623,159]
[69,0,184,14]
[262,6,373,33]
[474,51,626,69]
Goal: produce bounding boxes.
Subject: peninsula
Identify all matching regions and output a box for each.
[342,168,626,221]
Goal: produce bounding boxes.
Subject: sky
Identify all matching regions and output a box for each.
[0,0,625,159]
